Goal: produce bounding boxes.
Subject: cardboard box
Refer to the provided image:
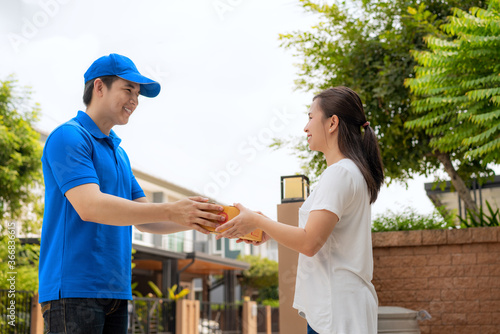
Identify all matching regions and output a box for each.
[203,206,262,242]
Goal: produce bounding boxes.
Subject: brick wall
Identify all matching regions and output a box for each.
[372,227,500,334]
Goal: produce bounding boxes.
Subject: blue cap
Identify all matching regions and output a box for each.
[84,53,161,98]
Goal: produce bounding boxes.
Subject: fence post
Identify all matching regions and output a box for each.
[242,301,257,334]
[30,293,43,334]
[265,305,271,334]
[176,299,200,334]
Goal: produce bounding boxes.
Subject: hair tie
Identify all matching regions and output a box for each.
[362,121,370,128]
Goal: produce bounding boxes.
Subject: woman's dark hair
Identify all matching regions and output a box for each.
[82,75,119,106]
[313,86,384,203]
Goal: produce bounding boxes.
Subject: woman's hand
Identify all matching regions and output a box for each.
[235,210,271,245]
[236,231,271,245]
[215,203,263,240]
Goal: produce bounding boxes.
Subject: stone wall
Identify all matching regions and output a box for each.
[372,227,500,334]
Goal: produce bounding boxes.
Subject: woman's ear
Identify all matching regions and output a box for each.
[329,115,339,133]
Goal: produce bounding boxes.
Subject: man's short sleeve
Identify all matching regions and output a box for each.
[131,174,145,200]
[309,165,355,220]
[43,125,100,195]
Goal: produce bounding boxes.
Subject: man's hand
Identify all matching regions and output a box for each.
[167,196,225,234]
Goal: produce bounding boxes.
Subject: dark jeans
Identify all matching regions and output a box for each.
[41,298,128,334]
[307,322,319,334]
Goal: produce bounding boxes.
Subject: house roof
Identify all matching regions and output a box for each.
[133,244,250,277]
[179,251,250,275]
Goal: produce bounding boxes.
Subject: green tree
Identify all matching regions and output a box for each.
[405,0,500,214]
[278,0,488,213]
[0,77,43,233]
[238,255,278,302]
[0,77,43,291]
[0,237,39,291]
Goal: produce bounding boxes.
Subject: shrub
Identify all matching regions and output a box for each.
[372,206,455,232]
[458,201,499,228]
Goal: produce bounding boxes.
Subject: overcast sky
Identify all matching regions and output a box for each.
[1,0,444,220]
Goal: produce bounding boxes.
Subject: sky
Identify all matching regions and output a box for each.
[1,0,442,220]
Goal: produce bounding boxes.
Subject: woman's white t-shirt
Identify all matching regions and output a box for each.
[293,159,378,334]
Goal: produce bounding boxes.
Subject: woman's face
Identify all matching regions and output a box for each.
[304,99,331,152]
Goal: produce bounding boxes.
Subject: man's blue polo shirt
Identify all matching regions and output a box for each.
[39,111,145,303]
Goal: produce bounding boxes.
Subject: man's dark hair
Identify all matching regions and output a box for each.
[83,76,120,106]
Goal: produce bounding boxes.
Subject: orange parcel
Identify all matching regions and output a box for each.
[204,206,262,242]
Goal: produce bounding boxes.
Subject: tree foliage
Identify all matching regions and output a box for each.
[405,0,500,164]
[0,237,39,291]
[0,77,43,292]
[238,254,278,301]
[0,77,43,235]
[280,0,484,181]
[278,0,490,213]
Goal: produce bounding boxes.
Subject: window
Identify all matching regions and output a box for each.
[229,238,243,251]
[132,227,153,245]
[211,234,224,256]
[163,232,184,252]
[184,230,194,252]
[133,230,143,241]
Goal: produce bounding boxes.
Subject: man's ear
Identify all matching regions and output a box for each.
[93,78,105,98]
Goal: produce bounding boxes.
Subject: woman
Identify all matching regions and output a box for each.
[216,86,384,333]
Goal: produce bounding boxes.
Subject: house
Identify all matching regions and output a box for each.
[131,168,278,303]
[424,175,500,219]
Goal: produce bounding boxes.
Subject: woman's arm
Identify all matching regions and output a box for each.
[216,203,339,256]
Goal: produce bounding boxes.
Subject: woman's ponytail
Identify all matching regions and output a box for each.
[362,125,384,203]
[314,87,384,203]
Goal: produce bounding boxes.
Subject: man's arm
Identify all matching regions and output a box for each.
[65,183,224,234]
[133,197,200,234]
